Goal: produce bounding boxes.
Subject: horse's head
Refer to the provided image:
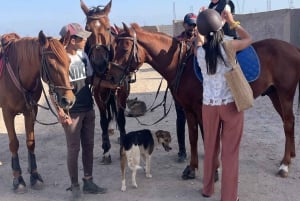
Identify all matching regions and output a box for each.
[80,0,114,76]
[38,31,75,110]
[0,33,20,46]
[0,33,21,56]
[109,23,145,85]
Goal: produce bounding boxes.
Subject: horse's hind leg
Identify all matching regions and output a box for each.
[24,110,44,189]
[268,91,295,177]
[2,109,26,193]
[182,112,198,180]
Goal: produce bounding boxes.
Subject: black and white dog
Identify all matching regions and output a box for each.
[120,129,172,191]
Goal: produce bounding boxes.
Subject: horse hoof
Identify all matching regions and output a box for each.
[277,169,288,178]
[100,155,112,165]
[13,176,27,194]
[30,172,44,190]
[277,164,289,178]
[181,165,195,180]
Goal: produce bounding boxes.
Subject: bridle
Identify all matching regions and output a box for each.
[86,14,114,75]
[110,29,140,86]
[40,47,74,95]
[4,39,74,124]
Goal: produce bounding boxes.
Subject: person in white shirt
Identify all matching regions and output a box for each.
[59,23,107,201]
[196,9,252,201]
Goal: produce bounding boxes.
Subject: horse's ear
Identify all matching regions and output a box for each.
[80,0,89,15]
[103,0,112,15]
[14,33,21,40]
[122,22,130,34]
[114,24,122,34]
[38,31,49,47]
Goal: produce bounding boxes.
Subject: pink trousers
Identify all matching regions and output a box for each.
[202,102,243,201]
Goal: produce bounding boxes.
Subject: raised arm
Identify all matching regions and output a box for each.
[222,10,252,52]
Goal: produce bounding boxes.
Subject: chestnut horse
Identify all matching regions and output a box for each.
[110,23,300,179]
[0,32,75,193]
[80,0,130,164]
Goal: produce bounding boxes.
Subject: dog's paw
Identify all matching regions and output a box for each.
[146,173,152,178]
[121,185,127,192]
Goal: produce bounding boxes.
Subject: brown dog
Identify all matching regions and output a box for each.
[120,129,172,191]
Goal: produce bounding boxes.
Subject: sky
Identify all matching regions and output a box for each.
[1,0,299,37]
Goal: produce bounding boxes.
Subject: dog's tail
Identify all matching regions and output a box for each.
[125,145,142,171]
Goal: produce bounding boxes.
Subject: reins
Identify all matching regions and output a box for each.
[4,40,73,125]
[171,41,194,93]
[133,85,173,126]
[114,29,175,126]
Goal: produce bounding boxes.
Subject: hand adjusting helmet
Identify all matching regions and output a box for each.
[196,9,223,36]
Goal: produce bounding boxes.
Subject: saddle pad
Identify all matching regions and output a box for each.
[236,45,260,82]
[194,45,260,83]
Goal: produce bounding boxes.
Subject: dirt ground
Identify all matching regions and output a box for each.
[0,63,300,201]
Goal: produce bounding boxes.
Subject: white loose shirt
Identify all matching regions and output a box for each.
[196,45,234,105]
[68,50,93,82]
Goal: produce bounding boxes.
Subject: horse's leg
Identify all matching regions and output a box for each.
[2,109,26,193]
[117,108,126,145]
[23,109,44,189]
[94,87,112,164]
[116,87,128,145]
[99,108,112,164]
[182,111,198,180]
[267,91,295,177]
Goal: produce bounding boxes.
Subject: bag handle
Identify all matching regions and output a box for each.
[222,40,237,69]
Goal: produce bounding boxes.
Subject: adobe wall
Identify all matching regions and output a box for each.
[172,9,300,48]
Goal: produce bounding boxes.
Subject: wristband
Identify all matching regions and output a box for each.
[230,21,241,30]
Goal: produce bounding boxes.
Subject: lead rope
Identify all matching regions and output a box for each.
[133,86,173,126]
[34,82,60,125]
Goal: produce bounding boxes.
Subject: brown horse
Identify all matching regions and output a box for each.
[110,23,300,179]
[80,0,130,164]
[0,31,75,193]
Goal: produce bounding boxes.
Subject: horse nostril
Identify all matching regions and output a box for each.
[61,97,75,109]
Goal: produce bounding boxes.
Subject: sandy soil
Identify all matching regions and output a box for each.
[0,63,300,201]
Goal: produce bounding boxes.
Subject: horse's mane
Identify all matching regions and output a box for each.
[130,23,173,39]
[10,37,39,64]
[48,38,69,66]
[9,37,68,67]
